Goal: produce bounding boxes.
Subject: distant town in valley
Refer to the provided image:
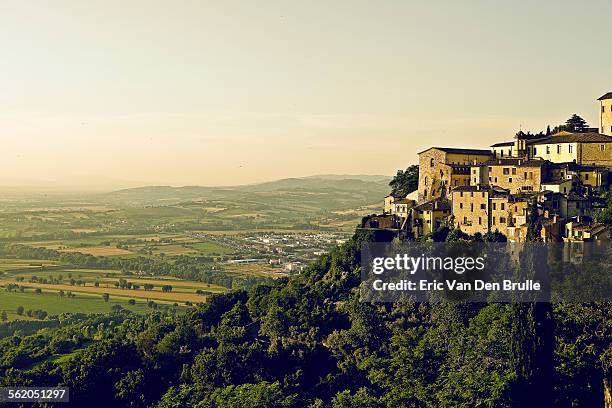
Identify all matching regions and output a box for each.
[365,92,612,242]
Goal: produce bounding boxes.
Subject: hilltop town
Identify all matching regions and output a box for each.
[366,92,612,242]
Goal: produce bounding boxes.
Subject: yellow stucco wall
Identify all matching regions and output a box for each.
[531,142,578,163]
[600,99,612,136]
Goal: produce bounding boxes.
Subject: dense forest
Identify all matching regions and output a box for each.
[0,227,610,407]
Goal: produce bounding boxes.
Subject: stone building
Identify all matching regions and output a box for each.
[417,147,492,202]
[471,158,545,193]
[451,185,530,236]
[410,199,451,237]
[529,132,612,167]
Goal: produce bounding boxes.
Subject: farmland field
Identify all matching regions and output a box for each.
[0,176,384,329]
[0,288,152,321]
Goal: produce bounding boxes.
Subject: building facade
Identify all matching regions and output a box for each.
[599,92,612,136]
[417,147,492,202]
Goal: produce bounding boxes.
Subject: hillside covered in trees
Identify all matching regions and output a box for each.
[0,227,609,407]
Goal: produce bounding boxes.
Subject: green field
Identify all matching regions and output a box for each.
[0,288,153,320]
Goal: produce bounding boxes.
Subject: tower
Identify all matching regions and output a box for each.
[598,92,612,136]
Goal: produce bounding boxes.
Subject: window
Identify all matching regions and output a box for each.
[478,217,482,225]
[454,180,458,186]
[557,145,561,154]
[463,216,468,224]
[529,172,533,180]
[460,192,463,197]
[472,169,476,174]
[492,203,496,210]
[568,145,573,153]
[482,192,485,198]
[524,172,527,179]
[489,176,492,182]
[500,150,504,157]
[488,167,492,172]
[503,168,509,175]
[585,174,589,180]
[601,144,606,152]
[546,146,550,154]
[470,203,474,212]
[492,217,496,225]
[459,203,463,209]
[495,177,498,183]
[533,147,537,155]
[430,158,435,167]
[470,192,474,197]
[509,177,512,183]
[512,168,516,175]
[424,176,427,185]
[473,178,477,183]
[480,203,486,209]
[500,217,506,224]
[501,203,505,210]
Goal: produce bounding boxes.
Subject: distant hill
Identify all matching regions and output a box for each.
[105,175,391,206]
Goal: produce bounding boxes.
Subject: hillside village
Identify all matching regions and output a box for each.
[365,92,612,242]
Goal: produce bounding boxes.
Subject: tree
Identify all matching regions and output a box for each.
[596,192,612,226]
[162,285,173,293]
[128,299,136,305]
[35,288,42,295]
[144,284,154,291]
[509,225,554,406]
[565,114,588,132]
[16,306,24,316]
[0,311,7,322]
[552,114,589,134]
[389,165,419,197]
[102,293,110,302]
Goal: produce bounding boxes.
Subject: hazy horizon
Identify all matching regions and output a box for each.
[0,173,394,194]
[2,1,611,188]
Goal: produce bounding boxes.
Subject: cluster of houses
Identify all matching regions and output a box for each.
[366,92,612,242]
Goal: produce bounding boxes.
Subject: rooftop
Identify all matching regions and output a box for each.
[529,132,612,145]
[491,141,514,147]
[480,158,546,167]
[418,147,493,155]
[414,199,451,212]
[597,92,612,101]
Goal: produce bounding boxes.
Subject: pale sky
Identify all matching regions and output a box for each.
[1,0,611,189]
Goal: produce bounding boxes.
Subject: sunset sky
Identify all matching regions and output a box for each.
[1,0,611,189]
